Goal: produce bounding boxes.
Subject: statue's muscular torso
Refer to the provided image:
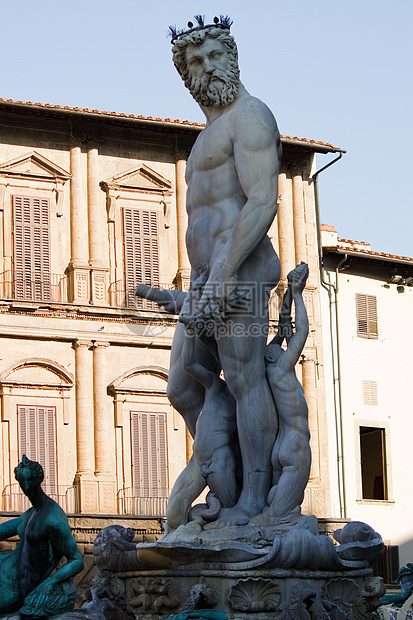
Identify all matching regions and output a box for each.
[185,94,279,276]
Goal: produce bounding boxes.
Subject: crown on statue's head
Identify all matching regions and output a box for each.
[169,15,233,45]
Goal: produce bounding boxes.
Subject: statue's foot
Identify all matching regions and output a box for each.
[249,509,272,527]
[212,501,262,526]
[250,508,319,535]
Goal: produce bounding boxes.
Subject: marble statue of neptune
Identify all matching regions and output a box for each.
[165,16,282,528]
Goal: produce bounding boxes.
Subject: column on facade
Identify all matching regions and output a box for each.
[93,341,112,476]
[303,156,320,289]
[73,339,98,512]
[69,144,90,303]
[70,145,88,265]
[88,147,109,304]
[277,172,295,280]
[93,341,116,512]
[291,163,307,265]
[175,151,191,290]
[87,148,102,266]
[301,355,320,482]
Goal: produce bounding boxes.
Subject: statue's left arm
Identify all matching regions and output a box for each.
[0,515,21,540]
[199,99,281,313]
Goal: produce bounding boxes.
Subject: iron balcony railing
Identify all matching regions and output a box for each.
[0,270,69,303]
[1,483,79,513]
[117,487,170,517]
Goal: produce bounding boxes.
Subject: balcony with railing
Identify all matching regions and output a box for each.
[117,487,169,517]
[2,483,79,513]
[0,270,68,303]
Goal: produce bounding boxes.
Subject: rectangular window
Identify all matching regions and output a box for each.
[12,195,51,301]
[356,293,378,339]
[360,426,387,500]
[17,405,57,488]
[131,411,168,498]
[374,545,399,584]
[362,380,378,406]
[123,207,160,308]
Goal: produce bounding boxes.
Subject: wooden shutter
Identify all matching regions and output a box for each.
[362,380,378,406]
[123,207,160,307]
[17,405,57,487]
[356,293,378,339]
[13,196,51,301]
[131,412,168,498]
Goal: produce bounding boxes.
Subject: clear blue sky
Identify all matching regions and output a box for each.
[1,0,411,256]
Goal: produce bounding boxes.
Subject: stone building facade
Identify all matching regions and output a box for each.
[0,98,341,530]
[321,225,413,576]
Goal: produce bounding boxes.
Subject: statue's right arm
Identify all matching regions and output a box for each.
[0,516,21,540]
[136,284,187,314]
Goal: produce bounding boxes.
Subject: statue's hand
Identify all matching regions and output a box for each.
[22,576,57,611]
[197,262,239,322]
[288,262,308,296]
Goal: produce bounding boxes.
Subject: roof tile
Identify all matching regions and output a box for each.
[0,97,338,148]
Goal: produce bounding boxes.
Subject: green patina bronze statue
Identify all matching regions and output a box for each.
[0,455,84,618]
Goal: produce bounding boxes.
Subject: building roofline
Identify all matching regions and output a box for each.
[323,245,413,266]
[0,98,344,153]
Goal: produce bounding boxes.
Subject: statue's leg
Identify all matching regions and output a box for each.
[165,455,206,531]
[215,251,280,525]
[167,320,216,437]
[166,320,217,530]
[267,417,311,519]
[207,445,238,508]
[253,393,311,525]
[0,550,21,613]
[193,395,238,509]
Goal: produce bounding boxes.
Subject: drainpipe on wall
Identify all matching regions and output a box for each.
[311,151,348,519]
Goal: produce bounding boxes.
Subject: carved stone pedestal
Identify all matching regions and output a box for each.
[67,521,385,619]
[72,565,384,619]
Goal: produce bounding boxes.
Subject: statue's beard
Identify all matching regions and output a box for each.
[188,67,240,107]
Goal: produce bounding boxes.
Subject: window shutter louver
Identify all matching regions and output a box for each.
[356,293,378,339]
[362,380,378,406]
[46,408,57,488]
[131,412,168,499]
[123,207,160,308]
[18,405,27,459]
[157,414,168,494]
[12,196,51,301]
[367,295,378,337]
[28,407,37,461]
[17,405,57,487]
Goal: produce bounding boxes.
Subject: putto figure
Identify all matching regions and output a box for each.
[0,455,84,617]
[253,262,312,526]
[166,15,282,526]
